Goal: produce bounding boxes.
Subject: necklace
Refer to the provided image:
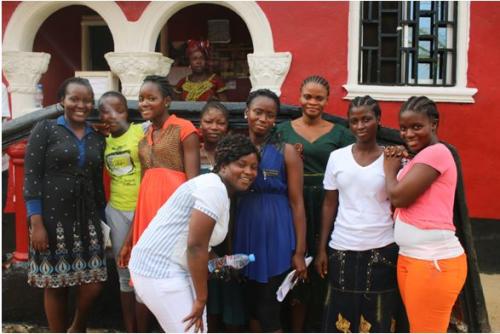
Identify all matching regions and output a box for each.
[201,146,215,171]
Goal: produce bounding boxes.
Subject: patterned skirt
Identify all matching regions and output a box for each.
[27,175,108,288]
[28,218,108,288]
[321,243,406,333]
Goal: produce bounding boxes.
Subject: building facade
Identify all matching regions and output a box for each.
[2,1,499,222]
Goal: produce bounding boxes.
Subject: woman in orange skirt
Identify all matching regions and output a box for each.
[118,75,200,331]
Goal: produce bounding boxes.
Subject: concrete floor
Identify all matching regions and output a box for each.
[3,273,500,333]
[480,273,500,332]
[3,214,499,332]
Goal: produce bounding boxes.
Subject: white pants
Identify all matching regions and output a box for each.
[130,272,207,333]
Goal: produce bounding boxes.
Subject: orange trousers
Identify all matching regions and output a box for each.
[397,253,467,333]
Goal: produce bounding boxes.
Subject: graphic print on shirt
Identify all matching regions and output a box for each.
[106,149,135,178]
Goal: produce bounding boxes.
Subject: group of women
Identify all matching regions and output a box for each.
[24,72,468,333]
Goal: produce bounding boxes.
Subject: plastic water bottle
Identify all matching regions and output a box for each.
[34,83,44,109]
[208,253,255,273]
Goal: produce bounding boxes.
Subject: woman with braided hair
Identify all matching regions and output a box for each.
[174,39,227,101]
[118,75,200,260]
[384,96,467,332]
[118,75,199,331]
[316,96,401,332]
[128,134,259,333]
[276,75,354,331]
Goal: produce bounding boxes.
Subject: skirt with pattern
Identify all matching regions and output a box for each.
[28,174,107,288]
[321,243,407,333]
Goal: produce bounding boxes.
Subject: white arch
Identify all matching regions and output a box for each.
[2,1,126,52]
[127,1,275,53]
[3,1,291,104]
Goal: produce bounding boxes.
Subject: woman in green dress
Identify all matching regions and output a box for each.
[276,75,354,332]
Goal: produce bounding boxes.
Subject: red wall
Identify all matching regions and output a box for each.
[262,1,500,219]
[116,1,150,22]
[455,2,500,219]
[2,1,499,219]
[2,1,20,37]
[259,2,350,114]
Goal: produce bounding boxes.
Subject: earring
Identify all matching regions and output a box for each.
[244,113,248,119]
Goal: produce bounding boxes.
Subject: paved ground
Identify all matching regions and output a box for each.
[480,273,500,332]
[2,214,499,332]
[3,274,499,332]
[1,324,120,333]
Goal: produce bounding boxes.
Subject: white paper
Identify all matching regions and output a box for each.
[276,256,313,302]
[100,220,112,249]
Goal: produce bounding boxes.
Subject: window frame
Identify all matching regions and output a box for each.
[344,1,477,103]
[81,15,108,71]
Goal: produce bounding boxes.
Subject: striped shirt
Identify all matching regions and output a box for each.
[128,173,230,278]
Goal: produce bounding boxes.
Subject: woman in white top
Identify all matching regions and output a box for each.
[315,96,401,332]
[128,134,258,333]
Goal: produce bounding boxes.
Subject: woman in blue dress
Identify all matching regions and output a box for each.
[234,89,307,332]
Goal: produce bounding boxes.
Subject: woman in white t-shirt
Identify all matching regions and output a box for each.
[315,96,402,332]
[128,134,259,333]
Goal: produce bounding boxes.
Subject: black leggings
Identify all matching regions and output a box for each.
[246,272,288,332]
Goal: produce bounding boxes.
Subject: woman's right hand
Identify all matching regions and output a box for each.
[30,215,49,252]
[117,244,132,268]
[183,299,206,332]
[315,249,328,279]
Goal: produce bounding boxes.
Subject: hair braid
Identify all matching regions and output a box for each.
[300,75,330,97]
[400,96,439,125]
[246,89,280,111]
[201,100,229,121]
[142,75,173,98]
[348,95,381,119]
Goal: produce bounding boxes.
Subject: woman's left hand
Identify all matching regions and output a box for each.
[384,146,405,175]
[292,253,308,281]
[183,299,206,333]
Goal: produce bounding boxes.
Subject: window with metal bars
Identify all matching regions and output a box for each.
[359,1,457,86]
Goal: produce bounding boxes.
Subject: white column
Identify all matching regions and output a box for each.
[105,52,174,100]
[2,51,51,118]
[247,52,292,97]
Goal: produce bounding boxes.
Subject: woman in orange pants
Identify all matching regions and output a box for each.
[384,96,467,332]
[397,254,467,332]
